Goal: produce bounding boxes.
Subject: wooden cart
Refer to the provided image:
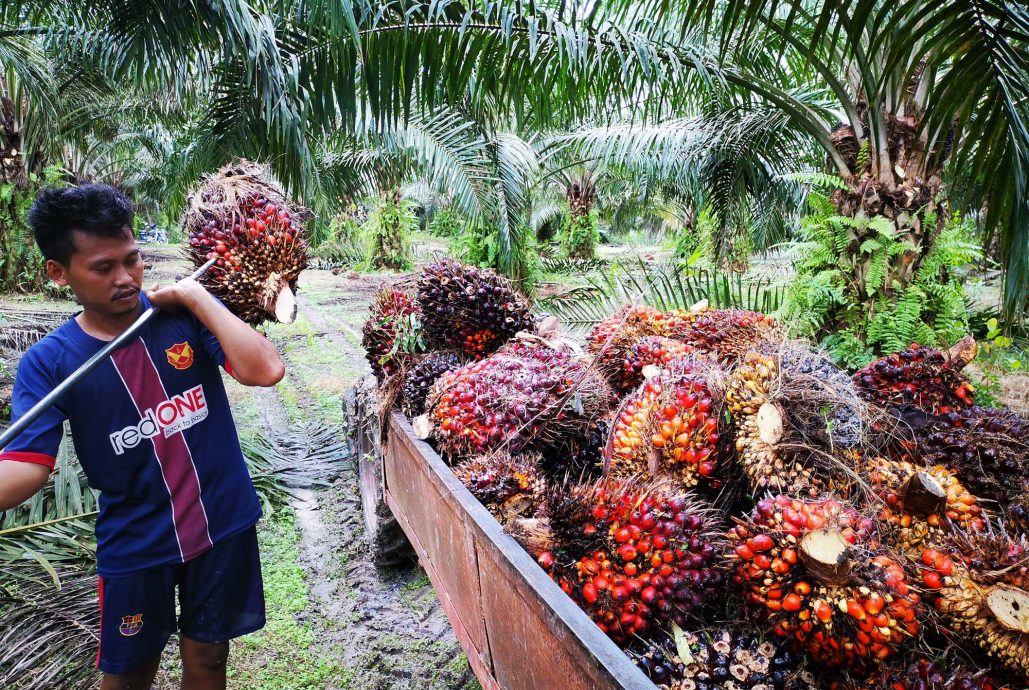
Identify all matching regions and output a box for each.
[344,379,655,690]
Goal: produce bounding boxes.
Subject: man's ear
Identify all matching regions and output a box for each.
[45,259,70,286]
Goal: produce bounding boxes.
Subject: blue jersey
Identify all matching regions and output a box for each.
[1,293,261,576]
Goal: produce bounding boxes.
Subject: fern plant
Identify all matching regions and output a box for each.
[781,193,980,368]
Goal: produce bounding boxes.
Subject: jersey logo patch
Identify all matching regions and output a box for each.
[119,614,144,637]
[166,342,194,370]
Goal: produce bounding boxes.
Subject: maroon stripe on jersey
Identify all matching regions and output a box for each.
[111,339,213,561]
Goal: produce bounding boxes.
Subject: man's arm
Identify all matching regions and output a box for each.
[0,461,49,512]
[147,279,285,387]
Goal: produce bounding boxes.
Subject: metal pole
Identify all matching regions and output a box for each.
[0,257,218,450]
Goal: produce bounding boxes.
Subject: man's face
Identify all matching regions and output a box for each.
[46,229,143,319]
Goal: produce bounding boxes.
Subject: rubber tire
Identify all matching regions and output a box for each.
[345,376,414,569]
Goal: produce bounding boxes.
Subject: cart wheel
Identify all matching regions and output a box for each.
[345,376,414,569]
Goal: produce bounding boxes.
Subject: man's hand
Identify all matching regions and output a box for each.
[0,461,50,512]
[146,278,208,314]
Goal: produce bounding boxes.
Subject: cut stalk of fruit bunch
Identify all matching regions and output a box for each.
[632,627,813,690]
[185,161,308,325]
[605,359,725,489]
[416,258,534,359]
[865,457,985,556]
[726,346,865,497]
[728,495,920,671]
[917,531,1029,682]
[361,288,423,382]
[530,479,725,645]
[852,337,977,414]
[425,341,612,457]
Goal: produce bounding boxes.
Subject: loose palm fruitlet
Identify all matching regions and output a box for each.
[728,495,919,670]
[908,407,1029,532]
[633,628,812,690]
[841,657,1013,690]
[401,352,463,416]
[453,452,546,526]
[669,308,782,365]
[726,346,865,497]
[534,480,725,645]
[425,342,611,456]
[866,458,985,556]
[606,361,724,488]
[917,533,1029,682]
[362,288,421,382]
[416,258,534,359]
[852,337,977,414]
[185,161,308,324]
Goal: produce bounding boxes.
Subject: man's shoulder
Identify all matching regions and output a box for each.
[21,319,78,362]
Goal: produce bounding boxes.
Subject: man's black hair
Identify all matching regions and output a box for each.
[27,184,135,265]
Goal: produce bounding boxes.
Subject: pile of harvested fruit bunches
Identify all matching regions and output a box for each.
[184,160,309,324]
[362,261,1029,689]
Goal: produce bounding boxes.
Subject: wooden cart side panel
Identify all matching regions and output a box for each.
[385,413,655,690]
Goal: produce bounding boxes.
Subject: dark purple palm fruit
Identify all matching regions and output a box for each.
[402,352,463,416]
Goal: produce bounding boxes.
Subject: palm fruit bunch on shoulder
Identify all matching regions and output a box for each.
[587,304,702,388]
[401,351,463,416]
[633,628,813,690]
[416,258,534,359]
[531,479,726,645]
[865,457,985,557]
[838,657,1014,690]
[185,161,308,324]
[606,359,725,489]
[425,342,611,457]
[727,495,920,671]
[453,452,546,526]
[668,307,783,365]
[726,346,865,498]
[852,337,977,415]
[362,288,423,382]
[916,531,1029,682]
[905,407,1029,533]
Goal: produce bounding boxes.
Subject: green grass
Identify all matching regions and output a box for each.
[228,510,353,689]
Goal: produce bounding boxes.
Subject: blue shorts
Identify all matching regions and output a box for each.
[96,525,265,674]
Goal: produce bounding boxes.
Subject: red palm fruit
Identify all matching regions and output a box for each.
[836,657,1012,690]
[728,495,919,671]
[602,335,693,394]
[668,307,782,364]
[185,161,308,324]
[726,346,866,498]
[453,452,546,526]
[605,359,725,489]
[526,479,724,646]
[866,457,985,556]
[916,530,1029,682]
[425,342,612,458]
[587,304,704,382]
[852,337,977,414]
[361,288,422,381]
[416,258,534,359]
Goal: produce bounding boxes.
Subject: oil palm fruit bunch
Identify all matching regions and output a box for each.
[840,657,1013,690]
[542,415,612,481]
[534,480,725,644]
[908,407,1029,532]
[606,360,724,489]
[426,342,611,456]
[669,308,782,365]
[726,346,865,498]
[185,161,308,324]
[402,352,463,416]
[866,458,985,556]
[606,335,694,394]
[587,304,701,383]
[728,495,920,670]
[633,628,813,690]
[362,288,423,382]
[852,337,977,415]
[416,258,534,359]
[453,452,546,526]
[917,532,1029,682]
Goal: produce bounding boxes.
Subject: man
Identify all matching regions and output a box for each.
[0,184,284,689]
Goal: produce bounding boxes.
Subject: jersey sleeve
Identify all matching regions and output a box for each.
[194,297,231,373]
[0,348,65,470]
